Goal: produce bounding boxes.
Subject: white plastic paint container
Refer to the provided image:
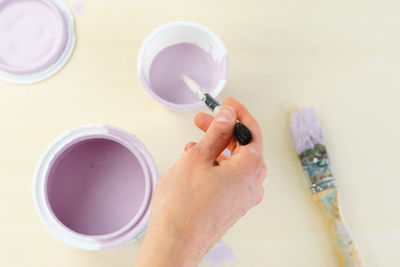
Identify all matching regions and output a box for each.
[137,21,229,111]
[0,0,75,84]
[33,125,158,250]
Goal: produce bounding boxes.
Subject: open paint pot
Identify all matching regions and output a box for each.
[137,21,229,111]
[33,125,158,250]
[0,0,75,84]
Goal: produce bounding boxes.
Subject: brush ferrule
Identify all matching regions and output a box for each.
[204,93,220,113]
[310,179,336,194]
[299,144,337,194]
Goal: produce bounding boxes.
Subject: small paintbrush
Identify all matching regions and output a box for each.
[182,75,252,145]
[290,108,365,267]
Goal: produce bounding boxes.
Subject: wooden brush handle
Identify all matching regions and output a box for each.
[331,216,365,267]
[313,188,366,267]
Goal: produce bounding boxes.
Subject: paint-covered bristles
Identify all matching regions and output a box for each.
[182,75,206,100]
[290,108,325,155]
[182,75,200,93]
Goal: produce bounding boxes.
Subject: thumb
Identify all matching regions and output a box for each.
[197,106,236,162]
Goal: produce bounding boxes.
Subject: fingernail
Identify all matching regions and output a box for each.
[216,106,235,123]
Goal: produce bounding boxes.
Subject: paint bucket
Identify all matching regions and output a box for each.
[0,0,75,84]
[137,21,229,111]
[32,125,158,250]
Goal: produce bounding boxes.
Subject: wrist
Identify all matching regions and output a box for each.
[136,217,205,267]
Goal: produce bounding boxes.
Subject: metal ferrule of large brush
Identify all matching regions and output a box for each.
[299,144,337,194]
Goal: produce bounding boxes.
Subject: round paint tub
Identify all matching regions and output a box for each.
[0,0,75,84]
[33,125,158,250]
[137,21,229,111]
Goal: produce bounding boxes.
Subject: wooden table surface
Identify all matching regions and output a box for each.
[1,0,399,266]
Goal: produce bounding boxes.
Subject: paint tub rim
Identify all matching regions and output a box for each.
[137,21,229,111]
[0,0,76,84]
[32,125,158,250]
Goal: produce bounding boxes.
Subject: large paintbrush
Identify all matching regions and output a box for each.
[290,108,365,267]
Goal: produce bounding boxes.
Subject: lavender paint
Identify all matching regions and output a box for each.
[33,125,158,250]
[203,240,237,266]
[149,43,227,105]
[0,0,68,74]
[290,108,325,155]
[47,138,146,236]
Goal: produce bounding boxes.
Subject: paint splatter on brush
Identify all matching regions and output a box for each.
[202,239,236,266]
[290,108,336,193]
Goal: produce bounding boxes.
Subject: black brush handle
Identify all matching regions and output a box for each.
[234,121,252,145]
[204,93,252,145]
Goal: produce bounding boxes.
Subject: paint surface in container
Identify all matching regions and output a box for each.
[149,42,226,104]
[0,0,68,74]
[46,138,145,236]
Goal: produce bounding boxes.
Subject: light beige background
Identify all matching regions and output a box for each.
[1,0,399,266]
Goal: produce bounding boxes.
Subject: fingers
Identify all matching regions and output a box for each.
[252,162,266,205]
[222,97,263,155]
[221,144,264,177]
[195,113,238,152]
[193,97,264,168]
[196,106,237,162]
[256,162,267,184]
[194,112,213,132]
[254,185,264,206]
[219,145,266,206]
[195,97,263,155]
[184,142,197,151]
[219,98,264,178]
[216,154,229,162]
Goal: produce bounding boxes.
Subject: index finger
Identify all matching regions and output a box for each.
[222,97,263,155]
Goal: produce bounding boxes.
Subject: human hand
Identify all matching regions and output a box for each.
[136,97,267,267]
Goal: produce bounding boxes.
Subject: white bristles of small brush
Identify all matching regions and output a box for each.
[290,108,325,155]
[182,75,207,101]
[182,75,222,114]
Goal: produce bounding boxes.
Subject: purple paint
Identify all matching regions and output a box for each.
[290,107,325,154]
[203,239,237,266]
[0,0,68,74]
[47,138,145,236]
[149,43,226,104]
[33,125,157,249]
